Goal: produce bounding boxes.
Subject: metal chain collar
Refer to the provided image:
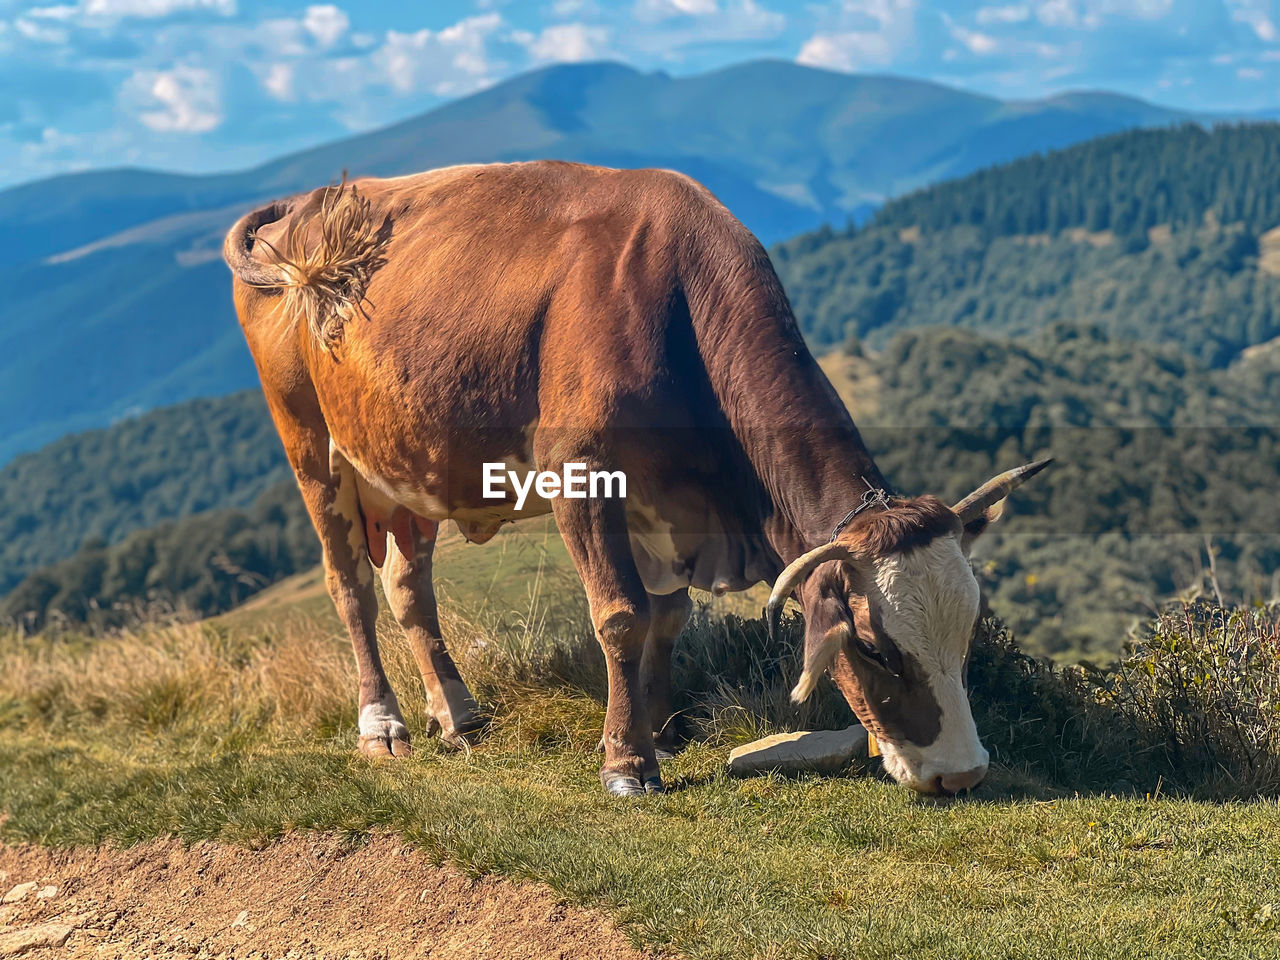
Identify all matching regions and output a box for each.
[829,481,894,543]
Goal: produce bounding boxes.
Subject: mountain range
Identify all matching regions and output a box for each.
[0,58,1205,464]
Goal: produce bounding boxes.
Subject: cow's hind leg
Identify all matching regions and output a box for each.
[379,522,486,746]
[642,589,692,758]
[547,470,659,796]
[296,446,410,758]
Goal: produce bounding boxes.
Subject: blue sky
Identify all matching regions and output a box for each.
[3,0,1280,188]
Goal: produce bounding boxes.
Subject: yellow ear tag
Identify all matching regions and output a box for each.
[867,732,881,758]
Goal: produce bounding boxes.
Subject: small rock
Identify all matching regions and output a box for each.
[728,725,870,776]
[1,884,37,905]
[231,910,251,931]
[0,923,74,956]
[34,887,57,902]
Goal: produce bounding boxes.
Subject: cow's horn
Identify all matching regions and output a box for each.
[951,458,1053,523]
[766,542,857,640]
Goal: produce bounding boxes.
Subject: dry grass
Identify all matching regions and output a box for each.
[0,616,352,751]
[6,588,1280,801]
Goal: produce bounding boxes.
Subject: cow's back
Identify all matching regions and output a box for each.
[232,160,737,521]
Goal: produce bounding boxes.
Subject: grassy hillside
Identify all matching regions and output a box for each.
[775,124,1280,364]
[0,61,1197,464]
[3,567,1280,957]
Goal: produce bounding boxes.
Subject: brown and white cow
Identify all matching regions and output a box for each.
[223,161,1048,796]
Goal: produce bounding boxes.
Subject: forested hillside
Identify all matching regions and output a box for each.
[1,481,315,632]
[0,391,289,596]
[775,124,1280,364]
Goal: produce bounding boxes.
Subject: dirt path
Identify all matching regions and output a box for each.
[0,835,655,959]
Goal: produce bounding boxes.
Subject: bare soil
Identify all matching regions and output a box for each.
[0,835,654,959]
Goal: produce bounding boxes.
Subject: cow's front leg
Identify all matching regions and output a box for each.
[550,478,659,796]
[300,448,410,758]
[379,521,486,746]
[642,589,693,758]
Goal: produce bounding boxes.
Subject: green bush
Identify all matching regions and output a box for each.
[1100,602,1280,797]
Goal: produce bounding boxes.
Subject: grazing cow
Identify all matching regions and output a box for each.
[223,162,1049,796]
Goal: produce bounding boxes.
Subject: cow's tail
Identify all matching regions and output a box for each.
[222,177,392,352]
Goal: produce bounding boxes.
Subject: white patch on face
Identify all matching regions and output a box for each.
[359,698,408,742]
[865,534,989,792]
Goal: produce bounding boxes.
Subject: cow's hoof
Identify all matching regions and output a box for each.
[358,733,413,759]
[439,714,489,750]
[602,772,646,797]
[601,769,664,797]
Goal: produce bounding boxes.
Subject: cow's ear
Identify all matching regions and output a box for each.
[790,583,853,703]
[960,500,1005,556]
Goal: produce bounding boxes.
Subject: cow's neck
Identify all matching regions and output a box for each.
[683,244,890,566]
[747,372,889,564]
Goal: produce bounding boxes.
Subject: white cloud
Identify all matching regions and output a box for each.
[950,21,999,55]
[526,22,610,61]
[711,0,785,37]
[262,62,294,100]
[378,14,503,95]
[976,4,1030,24]
[15,16,69,42]
[797,0,916,71]
[1036,0,1174,29]
[550,0,599,14]
[1036,0,1085,27]
[1238,66,1265,79]
[127,65,221,132]
[26,5,80,20]
[1227,0,1278,42]
[302,4,349,48]
[798,31,892,68]
[634,0,719,21]
[83,0,235,17]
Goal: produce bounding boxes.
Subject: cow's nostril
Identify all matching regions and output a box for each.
[938,765,987,795]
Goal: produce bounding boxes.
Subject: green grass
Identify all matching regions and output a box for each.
[3,580,1280,958]
[4,726,1280,958]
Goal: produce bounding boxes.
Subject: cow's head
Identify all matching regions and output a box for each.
[767,460,1051,795]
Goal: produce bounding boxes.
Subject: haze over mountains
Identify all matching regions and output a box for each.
[0,59,1206,464]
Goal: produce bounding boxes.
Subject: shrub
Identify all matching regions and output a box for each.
[968,603,1280,797]
[1100,601,1280,797]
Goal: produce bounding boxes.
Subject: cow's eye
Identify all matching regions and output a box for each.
[851,631,901,677]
